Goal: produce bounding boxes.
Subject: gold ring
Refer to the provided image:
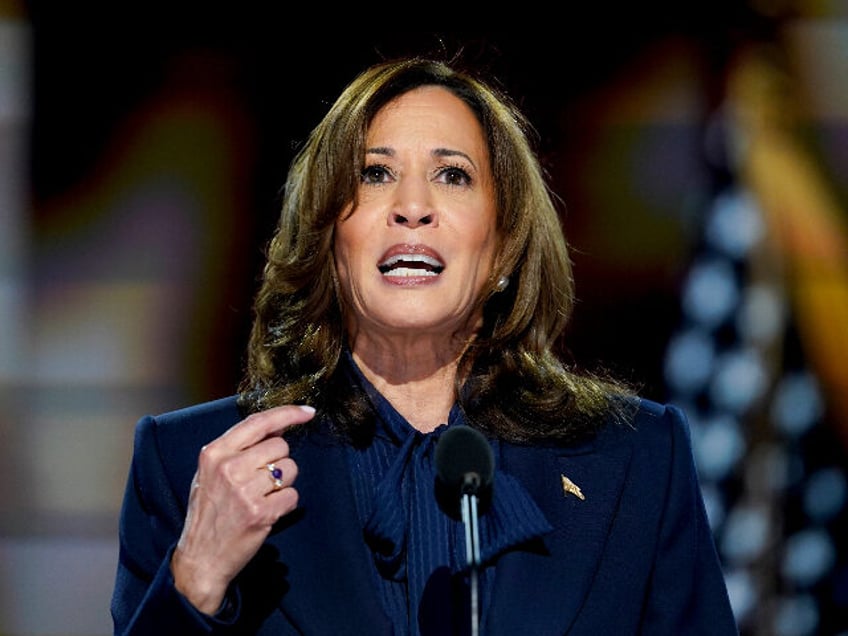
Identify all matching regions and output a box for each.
[266,463,284,490]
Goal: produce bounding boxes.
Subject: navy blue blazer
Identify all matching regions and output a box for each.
[111,395,739,635]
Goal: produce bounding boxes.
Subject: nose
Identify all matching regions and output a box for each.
[389,209,435,227]
[387,179,438,228]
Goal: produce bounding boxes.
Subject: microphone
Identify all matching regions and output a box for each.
[435,425,494,505]
[434,426,494,636]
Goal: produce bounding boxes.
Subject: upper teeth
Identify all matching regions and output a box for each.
[378,254,443,275]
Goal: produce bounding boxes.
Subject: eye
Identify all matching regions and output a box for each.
[360,164,394,185]
[436,165,472,187]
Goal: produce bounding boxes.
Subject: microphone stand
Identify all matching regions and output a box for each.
[434,425,493,636]
[461,474,482,636]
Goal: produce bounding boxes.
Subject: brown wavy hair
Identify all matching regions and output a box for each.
[238,55,634,443]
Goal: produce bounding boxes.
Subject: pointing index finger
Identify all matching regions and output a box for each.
[223,404,316,450]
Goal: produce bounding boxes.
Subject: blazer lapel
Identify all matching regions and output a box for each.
[266,427,392,634]
[486,434,633,636]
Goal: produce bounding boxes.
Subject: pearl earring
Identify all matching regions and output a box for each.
[495,275,509,292]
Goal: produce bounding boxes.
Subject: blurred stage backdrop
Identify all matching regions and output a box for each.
[1,3,847,635]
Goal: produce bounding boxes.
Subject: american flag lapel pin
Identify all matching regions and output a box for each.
[561,474,585,500]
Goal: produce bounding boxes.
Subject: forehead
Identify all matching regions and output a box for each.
[367,86,487,150]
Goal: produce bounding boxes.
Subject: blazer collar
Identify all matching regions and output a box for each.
[485,433,633,636]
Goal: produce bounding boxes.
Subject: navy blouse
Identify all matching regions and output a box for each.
[344,357,553,635]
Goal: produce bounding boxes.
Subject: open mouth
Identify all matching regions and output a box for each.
[377,253,445,277]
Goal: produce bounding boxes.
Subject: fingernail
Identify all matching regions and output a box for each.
[298,405,316,415]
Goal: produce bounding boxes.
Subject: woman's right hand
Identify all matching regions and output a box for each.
[170,404,315,615]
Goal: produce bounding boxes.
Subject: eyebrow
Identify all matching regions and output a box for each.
[365,146,477,170]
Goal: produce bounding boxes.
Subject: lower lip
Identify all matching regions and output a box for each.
[381,273,441,286]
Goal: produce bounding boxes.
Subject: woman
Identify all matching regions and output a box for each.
[111,56,739,635]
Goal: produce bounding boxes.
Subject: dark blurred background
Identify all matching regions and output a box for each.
[2,3,847,634]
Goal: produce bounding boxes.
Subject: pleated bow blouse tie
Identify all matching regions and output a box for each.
[344,356,552,631]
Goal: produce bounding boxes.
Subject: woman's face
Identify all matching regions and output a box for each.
[334,85,498,344]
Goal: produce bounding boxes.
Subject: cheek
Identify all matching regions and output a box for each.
[331,236,352,290]
[332,228,368,296]
[334,207,371,256]
[475,222,499,264]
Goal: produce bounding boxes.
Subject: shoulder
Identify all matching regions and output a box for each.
[135,395,244,443]
[595,396,699,491]
[601,396,690,447]
[501,397,694,479]
[633,397,689,439]
[130,395,244,484]
[570,396,696,483]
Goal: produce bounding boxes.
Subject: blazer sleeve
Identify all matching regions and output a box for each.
[110,414,239,635]
[641,404,739,635]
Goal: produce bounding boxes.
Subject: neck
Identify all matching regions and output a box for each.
[350,338,464,433]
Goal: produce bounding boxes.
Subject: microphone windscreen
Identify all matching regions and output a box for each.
[434,425,495,494]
